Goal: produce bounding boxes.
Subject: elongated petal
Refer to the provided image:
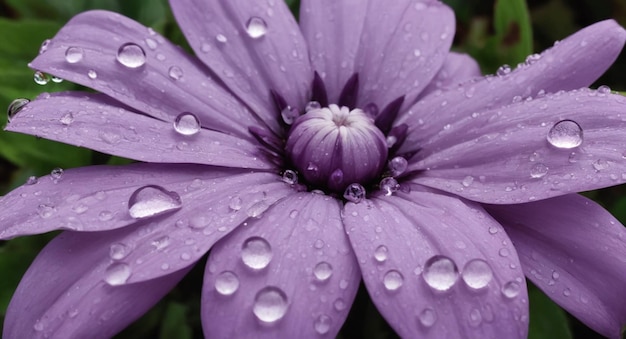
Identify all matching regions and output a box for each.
[486,194,626,338]
[420,52,482,98]
[343,190,528,338]
[29,10,261,140]
[170,0,311,133]
[202,193,359,338]
[301,0,454,109]
[6,92,273,169]
[398,20,626,153]
[3,229,189,339]
[411,89,626,204]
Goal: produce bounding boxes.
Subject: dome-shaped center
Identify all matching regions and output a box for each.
[285,104,388,193]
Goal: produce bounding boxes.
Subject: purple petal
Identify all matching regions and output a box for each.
[3,229,188,339]
[201,193,359,338]
[398,20,626,154]
[486,194,626,338]
[7,92,273,169]
[170,0,311,133]
[410,89,626,204]
[301,0,454,109]
[343,189,528,338]
[419,52,482,98]
[29,10,261,140]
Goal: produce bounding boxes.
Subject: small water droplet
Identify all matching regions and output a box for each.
[246,17,268,39]
[592,159,610,171]
[282,170,298,185]
[216,34,228,43]
[173,112,201,136]
[37,204,56,218]
[343,183,366,203]
[383,270,404,291]
[374,245,388,263]
[229,196,243,211]
[380,177,400,196]
[253,286,288,323]
[50,167,64,182]
[496,64,511,76]
[501,280,521,298]
[87,69,98,79]
[313,238,324,249]
[241,237,272,270]
[98,210,113,221]
[597,85,611,94]
[563,288,571,297]
[314,314,332,335]
[214,271,240,295]
[389,156,408,176]
[39,39,51,54]
[547,120,583,149]
[109,243,129,260]
[423,255,459,291]
[7,98,30,122]
[34,71,49,85]
[128,185,182,219]
[65,46,84,63]
[462,175,474,187]
[305,101,321,112]
[104,262,131,286]
[417,308,437,330]
[26,176,38,185]
[116,43,146,68]
[468,308,482,327]
[51,76,63,83]
[246,201,269,218]
[499,248,510,257]
[168,66,183,80]
[333,298,346,311]
[281,106,299,125]
[313,262,333,282]
[33,320,44,331]
[530,163,549,179]
[151,235,171,251]
[488,226,498,235]
[289,210,299,219]
[461,259,493,290]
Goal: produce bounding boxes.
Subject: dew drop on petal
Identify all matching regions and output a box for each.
[530,163,549,179]
[104,262,131,286]
[26,176,38,185]
[423,255,459,291]
[229,196,243,211]
[168,66,183,80]
[313,261,333,282]
[380,177,400,196]
[389,156,408,176]
[418,307,437,328]
[313,314,332,335]
[282,170,298,185]
[216,34,228,43]
[374,245,388,263]
[7,98,30,122]
[87,70,98,79]
[39,39,51,54]
[597,85,611,94]
[128,185,182,219]
[547,120,583,149]
[50,167,64,182]
[246,17,268,39]
[252,286,288,323]
[65,47,84,63]
[496,64,511,76]
[34,71,49,85]
[383,270,404,291]
[109,243,129,260]
[343,183,366,203]
[173,112,201,136]
[305,101,321,112]
[281,106,299,125]
[241,237,272,270]
[60,112,74,126]
[461,259,493,290]
[116,43,146,68]
[51,76,63,83]
[214,271,240,296]
[501,280,521,299]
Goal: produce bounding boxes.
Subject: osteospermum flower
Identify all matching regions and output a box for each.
[2,0,626,337]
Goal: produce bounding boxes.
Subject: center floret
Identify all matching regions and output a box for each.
[285,104,388,193]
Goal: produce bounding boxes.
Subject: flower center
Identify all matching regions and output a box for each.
[285,104,388,193]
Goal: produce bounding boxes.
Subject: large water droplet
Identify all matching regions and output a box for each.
[501,280,521,299]
[383,270,404,291]
[423,255,459,291]
[34,71,49,85]
[313,261,333,282]
[246,17,268,39]
[241,237,272,270]
[418,307,437,328]
[314,314,332,335]
[461,259,493,290]
[530,163,549,179]
[547,120,583,149]
[116,43,146,68]
[343,183,366,203]
[7,98,30,122]
[104,262,131,286]
[128,185,182,219]
[214,271,240,296]
[374,245,388,263]
[253,286,288,323]
[173,112,201,136]
[65,47,84,63]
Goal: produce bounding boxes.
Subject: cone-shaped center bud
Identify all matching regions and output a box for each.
[286,104,388,192]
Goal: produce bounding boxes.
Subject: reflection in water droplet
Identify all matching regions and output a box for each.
[380,177,400,196]
[173,112,201,136]
[462,259,493,290]
[116,43,146,68]
[374,245,388,263]
[313,262,333,282]
[50,168,64,182]
[246,17,268,39]
[214,271,240,296]
[253,286,288,323]
[343,183,366,203]
[34,71,49,85]
[168,66,183,80]
[282,170,298,185]
[7,98,30,122]
[418,307,437,328]
[65,47,84,63]
[501,281,521,299]
[423,255,459,291]
[383,270,404,291]
[547,120,583,149]
[241,237,272,269]
[128,185,182,219]
[104,262,131,286]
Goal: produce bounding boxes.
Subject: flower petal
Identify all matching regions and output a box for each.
[301,0,454,109]
[201,193,359,338]
[7,92,273,169]
[3,229,189,339]
[419,52,482,98]
[170,0,311,131]
[486,194,626,338]
[29,10,261,140]
[343,189,528,338]
[398,19,626,153]
[410,89,626,204]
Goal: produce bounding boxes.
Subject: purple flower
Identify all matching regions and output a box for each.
[2,0,626,338]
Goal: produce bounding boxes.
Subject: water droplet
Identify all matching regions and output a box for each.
[563,288,571,297]
[98,210,113,221]
[109,243,129,260]
[499,248,510,257]
[501,280,521,299]
[173,112,201,136]
[39,39,51,54]
[547,120,583,149]
[246,17,268,39]
[289,210,299,219]
[216,34,228,43]
[65,47,84,63]
[313,238,324,249]
[461,259,493,290]
[7,98,29,122]
[214,271,240,295]
[462,175,474,187]
[592,159,610,171]
[33,320,44,331]
[50,167,64,182]
[37,204,56,218]
[246,201,269,218]
[281,106,299,125]
[418,307,437,328]
[168,66,183,80]
[305,101,321,112]
[468,308,482,327]
[389,156,408,176]
[253,286,288,323]
[313,262,333,282]
[51,76,63,83]
[597,85,611,94]
[87,69,98,79]
[151,235,171,251]
[530,163,549,179]
[229,196,243,211]
[26,176,38,185]
[383,270,404,291]
[343,183,366,203]
[380,177,399,196]
[423,255,459,291]
[34,71,49,85]
[374,245,388,263]
[314,314,332,335]
[282,169,298,185]
[128,185,182,219]
[496,64,511,76]
[241,237,272,270]
[333,298,346,311]
[104,262,131,286]
[116,43,146,68]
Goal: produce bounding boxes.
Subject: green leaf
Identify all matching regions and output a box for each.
[159,302,192,339]
[493,0,533,64]
[528,284,573,339]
